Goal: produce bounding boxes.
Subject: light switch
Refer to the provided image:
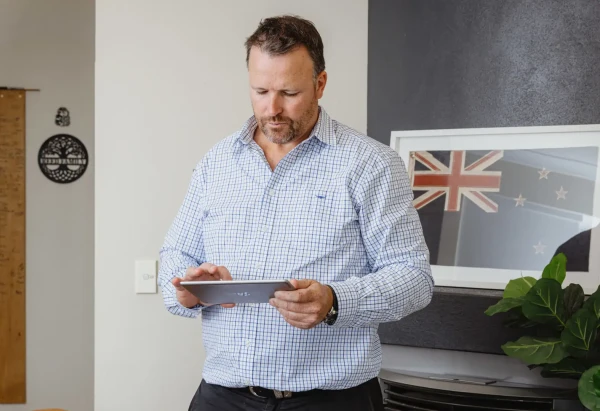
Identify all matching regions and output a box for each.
[135,260,157,294]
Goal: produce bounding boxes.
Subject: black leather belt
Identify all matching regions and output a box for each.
[231,385,319,399]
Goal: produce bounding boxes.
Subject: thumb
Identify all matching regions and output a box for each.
[289,279,314,289]
[172,277,184,291]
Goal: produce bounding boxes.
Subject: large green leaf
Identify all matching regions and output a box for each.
[564,283,585,319]
[485,297,524,316]
[501,336,567,365]
[522,278,566,327]
[502,308,538,328]
[542,253,567,284]
[586,297,600,322]
[594,372,600,397]
[585,285,600,321]
[503,277,537,299]
[541,358,588,379]
[562,309,598,358]
[579,365,600,410]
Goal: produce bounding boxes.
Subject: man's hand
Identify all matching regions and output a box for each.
[269,279,333,329]
[172,263,235,309]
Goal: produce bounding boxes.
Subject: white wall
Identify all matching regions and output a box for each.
[0,1,95,410]
[95,1,368,410]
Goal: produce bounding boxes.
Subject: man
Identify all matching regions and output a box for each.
[158,14,434,411]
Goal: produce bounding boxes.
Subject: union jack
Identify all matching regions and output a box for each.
[409,150,504,213]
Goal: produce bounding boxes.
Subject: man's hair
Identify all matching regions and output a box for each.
[244,15,325,79]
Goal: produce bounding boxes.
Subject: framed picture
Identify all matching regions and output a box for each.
[391,125,600,294]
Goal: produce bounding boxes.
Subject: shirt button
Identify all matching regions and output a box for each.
[246,339,252,347]
[260,225,269,232]
[268,189,276,197]
[245,380,251,386]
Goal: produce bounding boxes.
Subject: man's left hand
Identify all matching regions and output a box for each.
[269,279,333,329]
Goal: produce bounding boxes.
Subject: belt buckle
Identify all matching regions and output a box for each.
[273,389,292,399]
[249,387,292,399]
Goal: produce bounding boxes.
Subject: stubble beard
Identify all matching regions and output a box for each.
[258,99,318,145]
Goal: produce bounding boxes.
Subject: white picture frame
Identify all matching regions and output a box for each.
[391,125,600,294]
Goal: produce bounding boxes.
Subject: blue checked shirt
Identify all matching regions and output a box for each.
[158,107,433,391]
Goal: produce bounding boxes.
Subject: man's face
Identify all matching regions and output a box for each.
[248,45,326,145]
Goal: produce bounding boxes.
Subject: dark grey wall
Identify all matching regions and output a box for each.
[369,0,600,354]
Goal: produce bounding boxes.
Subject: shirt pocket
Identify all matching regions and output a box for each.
[292,187,358,261]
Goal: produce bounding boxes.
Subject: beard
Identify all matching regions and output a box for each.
[257,100,318,145]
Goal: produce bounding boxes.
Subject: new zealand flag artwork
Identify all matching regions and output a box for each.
[409,147,599,272]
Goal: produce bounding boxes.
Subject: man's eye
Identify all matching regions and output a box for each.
[256,90,267,95]
[284,92,298,96]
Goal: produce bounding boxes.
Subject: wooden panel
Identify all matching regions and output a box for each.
[0,89,26,403]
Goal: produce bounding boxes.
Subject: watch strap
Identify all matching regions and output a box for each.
[324,285,338,325]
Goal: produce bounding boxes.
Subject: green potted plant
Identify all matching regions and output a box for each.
[485,253,600,410]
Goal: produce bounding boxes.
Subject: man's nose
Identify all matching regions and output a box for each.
[266,95,283,117]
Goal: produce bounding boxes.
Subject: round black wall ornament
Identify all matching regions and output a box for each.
[38,134,88,184]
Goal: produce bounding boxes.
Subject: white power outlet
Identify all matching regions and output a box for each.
[135,260,157,294]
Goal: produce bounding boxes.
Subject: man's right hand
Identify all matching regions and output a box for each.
[172,263,235,309]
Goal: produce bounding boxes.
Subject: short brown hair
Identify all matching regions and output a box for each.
[244,15,325,79]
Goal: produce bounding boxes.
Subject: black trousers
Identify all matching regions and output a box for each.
[189,377,385,411]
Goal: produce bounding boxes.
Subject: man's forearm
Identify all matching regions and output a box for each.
[158,250,203,318]
[327,261,433,328]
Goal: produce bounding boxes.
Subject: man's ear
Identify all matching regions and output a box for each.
[315,71,327,99]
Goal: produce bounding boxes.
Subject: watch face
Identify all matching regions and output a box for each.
[323,306,338,325]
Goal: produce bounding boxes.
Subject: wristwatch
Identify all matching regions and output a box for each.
[323,285,338,325]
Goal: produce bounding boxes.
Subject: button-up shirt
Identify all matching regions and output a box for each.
[158,107,433,391]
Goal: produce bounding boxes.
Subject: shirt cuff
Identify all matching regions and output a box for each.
[171,301,203,318]
[327,281,359,328]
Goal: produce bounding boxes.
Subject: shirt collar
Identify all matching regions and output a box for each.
[236,106,337,147]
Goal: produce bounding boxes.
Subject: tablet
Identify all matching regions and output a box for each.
[180,280,296,305]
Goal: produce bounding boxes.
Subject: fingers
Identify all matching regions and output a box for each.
[176,264,236,309]
[198,262,220,276]
[274,307,322,329]
[270,280,330,329]
[184,263,232,282]
[197,263,233,281]
[215,265,233,281]
[274,287,314,303]
[269,298,319,314]
[289,279,313,289]
[195,263,219,279]
[172,277,185,291]
[184,265,212,281]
